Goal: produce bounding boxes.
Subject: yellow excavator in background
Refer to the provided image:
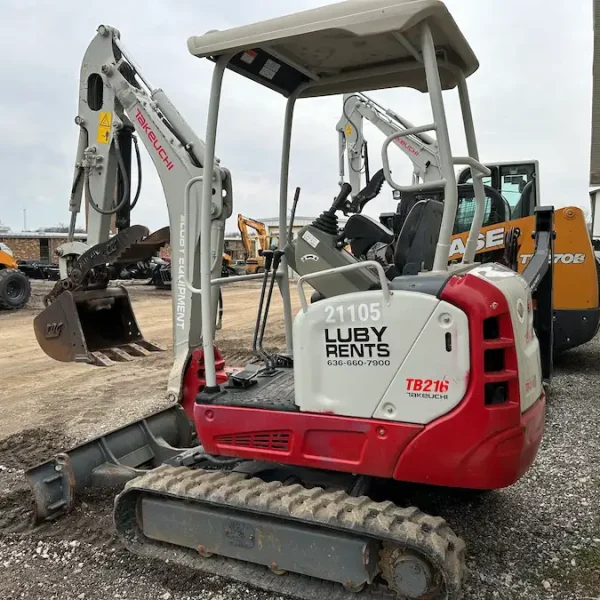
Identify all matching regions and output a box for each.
[237,213,270,274]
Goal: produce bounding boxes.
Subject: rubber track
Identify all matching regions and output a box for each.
[114,465,467,600]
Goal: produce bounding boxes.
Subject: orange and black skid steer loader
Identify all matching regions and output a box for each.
[380,160,599,353]
[25,4,557,600]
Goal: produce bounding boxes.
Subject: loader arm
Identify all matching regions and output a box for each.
[34,25,232,398]
[336,92,442,201]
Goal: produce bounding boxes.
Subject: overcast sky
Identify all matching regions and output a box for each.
[0,0,594,233]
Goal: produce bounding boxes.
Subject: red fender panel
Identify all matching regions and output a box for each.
[393,273,546,489]
[194,404,423,478]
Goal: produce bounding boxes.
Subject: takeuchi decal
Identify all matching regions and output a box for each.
[135,108,174,171]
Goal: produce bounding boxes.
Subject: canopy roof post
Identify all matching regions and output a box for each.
[200,53,232,389]
[456,69,487,265]
[277,89,305,354]
[420,22,457,272]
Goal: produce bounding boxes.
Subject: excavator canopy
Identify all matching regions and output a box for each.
[187,0,479,97]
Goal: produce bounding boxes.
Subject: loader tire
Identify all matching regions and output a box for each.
[0,268,31,310]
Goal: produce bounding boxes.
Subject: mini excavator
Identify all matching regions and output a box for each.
[27,3,557,599]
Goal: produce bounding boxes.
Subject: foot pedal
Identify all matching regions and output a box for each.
[227,364,261,389]
[272,353,293,368]
[257,366,280,378]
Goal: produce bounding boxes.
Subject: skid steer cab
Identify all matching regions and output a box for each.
[27,3,556,600]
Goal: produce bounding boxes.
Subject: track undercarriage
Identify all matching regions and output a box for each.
[115,462,466,600]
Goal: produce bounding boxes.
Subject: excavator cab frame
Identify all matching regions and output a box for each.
[186,1,494,392]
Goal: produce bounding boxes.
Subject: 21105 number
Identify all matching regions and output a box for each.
[324,302,382,324]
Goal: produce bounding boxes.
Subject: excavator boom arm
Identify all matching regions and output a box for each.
[336,92,442,197]
[36,25,232,398]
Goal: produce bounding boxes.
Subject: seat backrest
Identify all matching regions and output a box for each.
[394,199,444,275]
[511,179,535,220]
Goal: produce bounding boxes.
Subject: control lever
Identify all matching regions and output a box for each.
[331,182,353,214]
[346,168,386,214]
[228,251,274,389]
[257,249,288,374]
[252,250,274,356]
[310,182,352,238]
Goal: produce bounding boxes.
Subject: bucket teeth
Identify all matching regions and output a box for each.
[89,351,116,367]
[125,343,152,357]
[107,347,136,362]
[89,342,164,367]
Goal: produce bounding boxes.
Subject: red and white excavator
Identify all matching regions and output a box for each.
[27,2,556,599]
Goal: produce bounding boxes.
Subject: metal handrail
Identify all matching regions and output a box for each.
[452,156,491,177]
[297,261,391,311]
[183,175,204,294]
[452,157,491,265]
[381,125,446,192]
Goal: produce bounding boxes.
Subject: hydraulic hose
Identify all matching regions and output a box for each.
[67,167,85,242]
[129,135,143,211]
[86,134,131,216]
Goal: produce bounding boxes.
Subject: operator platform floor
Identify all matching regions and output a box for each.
[199,368,298,411]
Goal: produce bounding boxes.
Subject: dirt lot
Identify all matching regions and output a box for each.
[0,281,298,441]
[0,281,598,600]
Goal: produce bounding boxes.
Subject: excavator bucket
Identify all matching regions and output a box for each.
[33,286,164,367]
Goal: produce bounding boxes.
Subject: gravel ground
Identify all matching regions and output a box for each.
[0,296,598,599]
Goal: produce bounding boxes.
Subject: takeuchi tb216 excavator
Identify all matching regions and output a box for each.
[337,92,600,354]
[27,2,557,599]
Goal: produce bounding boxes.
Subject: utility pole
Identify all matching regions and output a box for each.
[23,208,27,231]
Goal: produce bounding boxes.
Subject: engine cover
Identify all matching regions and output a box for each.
[292,263,543,424]
[293,288,471,425]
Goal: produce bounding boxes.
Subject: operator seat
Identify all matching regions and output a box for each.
[394,199,444,275]
[511,180,535,220]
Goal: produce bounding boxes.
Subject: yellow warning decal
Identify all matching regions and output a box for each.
[345,124,353,136]
[97,112,112,144]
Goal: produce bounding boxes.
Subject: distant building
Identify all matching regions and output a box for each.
[0,231,87,264]
[1,215,343,266]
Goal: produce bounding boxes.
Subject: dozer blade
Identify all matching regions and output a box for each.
[33,286,164,366]
[25,404,195,522]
